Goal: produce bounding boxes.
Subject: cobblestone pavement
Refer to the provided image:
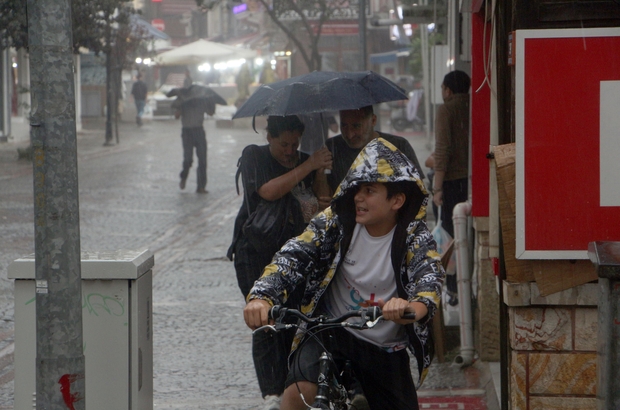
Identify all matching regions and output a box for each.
[0,116,263,409]
[0,113,497,410]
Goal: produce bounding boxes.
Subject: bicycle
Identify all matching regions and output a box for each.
[255,305,415,410]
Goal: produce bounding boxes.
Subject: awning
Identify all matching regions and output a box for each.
[369,49,410,65]
[224,32,260,47]
[154,39,256,66]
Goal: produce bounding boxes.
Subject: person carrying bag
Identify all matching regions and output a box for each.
[227,115,332,410]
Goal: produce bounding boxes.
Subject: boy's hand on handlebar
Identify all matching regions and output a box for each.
[244,299,272,330]
[378,298,424,325]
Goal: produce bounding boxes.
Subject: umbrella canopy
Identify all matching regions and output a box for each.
[232,71,408,119]
[166,84,227,106]
[154,39,256,66]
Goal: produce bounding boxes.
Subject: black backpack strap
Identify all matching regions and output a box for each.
[235,155,242,195]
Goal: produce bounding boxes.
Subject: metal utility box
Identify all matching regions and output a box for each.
[8,249,154,410]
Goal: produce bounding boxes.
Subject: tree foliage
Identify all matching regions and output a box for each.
[0,0,148,59]
[195,0,352,72]
[408,30,444,80]
[0,0,28,50]
[1,0,102,52]
[1,0,154,142]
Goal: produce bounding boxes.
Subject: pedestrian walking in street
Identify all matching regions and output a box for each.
[243,137,444,410]
[431,70,470,300]
[227,115,333,409]
[174,95,215,194]
[130,73,148,127]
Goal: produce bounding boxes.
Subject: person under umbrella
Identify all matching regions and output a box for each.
[233,71,427,408]
[232,71,425,198]
[168,85,227,193]
[227,116,332,409]
[323,105,425,196]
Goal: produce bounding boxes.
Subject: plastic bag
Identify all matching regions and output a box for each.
[431,206,454,271]
[431,206,459,326]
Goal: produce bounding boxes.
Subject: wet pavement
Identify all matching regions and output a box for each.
[0,110,498,409]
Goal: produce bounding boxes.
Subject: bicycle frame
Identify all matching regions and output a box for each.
[257,306,384,410]
[311,351,348,409]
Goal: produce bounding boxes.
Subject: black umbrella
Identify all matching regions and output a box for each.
[167,84,227,106]
[232,70,407,119]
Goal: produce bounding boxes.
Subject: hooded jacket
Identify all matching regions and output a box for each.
[248,137,444,385]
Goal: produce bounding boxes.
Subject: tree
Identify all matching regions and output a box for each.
[408,30,444,80]
[195,0,352,72]
[1,0,153,144]
[0,0,28,50]
[93,1,146,144]
[0,0,115,54]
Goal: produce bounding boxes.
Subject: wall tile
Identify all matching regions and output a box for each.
[511,307,572,351]
[530,396,596,410]
[574,308,597,351]
[529,352,597,395]
[510,352,527,410]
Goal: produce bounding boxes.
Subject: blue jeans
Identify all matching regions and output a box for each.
[135,99,146,118]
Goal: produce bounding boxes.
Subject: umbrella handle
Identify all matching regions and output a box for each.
[319,113,331,175]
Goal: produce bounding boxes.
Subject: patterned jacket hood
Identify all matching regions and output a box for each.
[331,137,429,228]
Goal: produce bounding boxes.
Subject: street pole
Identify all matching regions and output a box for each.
[0,47,10,142]
[420,0,432,149]
[104,17,114,146]
[359,0,381,130]
[26,0,86,408]
[358,0,367,71]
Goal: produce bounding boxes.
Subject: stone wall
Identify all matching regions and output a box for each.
[504,281,597,409]
[473,217,500,361]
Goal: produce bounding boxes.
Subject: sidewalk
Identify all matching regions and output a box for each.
[0,112,500,410]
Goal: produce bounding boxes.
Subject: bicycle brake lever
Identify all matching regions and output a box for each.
[364,316,383,328]
[252,325,276,334]
[253,322,296,334]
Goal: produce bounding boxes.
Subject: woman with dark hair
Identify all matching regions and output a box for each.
[227,115,332,409]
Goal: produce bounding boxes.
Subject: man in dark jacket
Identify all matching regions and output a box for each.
[324,105,425,195]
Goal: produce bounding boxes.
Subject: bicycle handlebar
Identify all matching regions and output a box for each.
[266,305,416,332]
[269,305,383,324]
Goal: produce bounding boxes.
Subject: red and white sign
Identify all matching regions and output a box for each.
[311,23,358,36]
[151,19,165,32]
[516,28,620,259]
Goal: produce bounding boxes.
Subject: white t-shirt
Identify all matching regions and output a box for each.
[324,224,408,351]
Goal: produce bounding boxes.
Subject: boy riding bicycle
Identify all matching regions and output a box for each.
[244,138,445,410]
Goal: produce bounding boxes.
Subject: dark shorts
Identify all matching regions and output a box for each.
[285,327,419,410]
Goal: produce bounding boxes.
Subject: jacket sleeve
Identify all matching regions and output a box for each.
[247,207,339,304]
[405,223,445,326]
[247,209,332,305]
[398,139,425,180]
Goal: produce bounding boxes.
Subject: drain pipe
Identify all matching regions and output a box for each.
[452,200,474,367]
